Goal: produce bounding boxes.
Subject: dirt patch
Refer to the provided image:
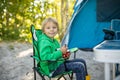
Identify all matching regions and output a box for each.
[0,42,34,80]
[0,42,105,80]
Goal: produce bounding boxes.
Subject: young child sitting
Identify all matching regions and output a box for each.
[37,17,89,80]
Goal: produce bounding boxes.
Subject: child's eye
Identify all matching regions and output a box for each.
[53,26,57,29]
[46,27,50,29]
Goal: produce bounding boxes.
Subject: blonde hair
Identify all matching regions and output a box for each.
[42,17,59,31]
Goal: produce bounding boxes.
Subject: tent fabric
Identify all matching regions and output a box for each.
[61,0,111,49]
[61,0,88,47]
[97,0,120,22]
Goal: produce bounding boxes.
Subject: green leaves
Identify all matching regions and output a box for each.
[0,0,75,42]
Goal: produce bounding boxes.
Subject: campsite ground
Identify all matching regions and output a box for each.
[0,42,112,80]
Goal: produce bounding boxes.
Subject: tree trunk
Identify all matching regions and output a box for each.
[60,0,69,41]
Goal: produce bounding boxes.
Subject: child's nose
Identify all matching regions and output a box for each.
[50,28,54,31]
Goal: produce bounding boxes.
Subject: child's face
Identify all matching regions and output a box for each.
[43,21,58,39]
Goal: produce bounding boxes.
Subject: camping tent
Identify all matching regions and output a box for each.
[61,0,120,49]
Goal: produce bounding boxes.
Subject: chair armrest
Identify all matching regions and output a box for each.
[116,31,120,33]
[103,29,115,35]
[69,47,78,53]
[103,29,115,40]
[31,55,65,62]
[30,55,40,62]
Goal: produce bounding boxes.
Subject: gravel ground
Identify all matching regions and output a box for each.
[0,42,115,80]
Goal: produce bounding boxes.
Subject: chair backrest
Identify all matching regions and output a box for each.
[111,19,120,40]
[31,25,52,76]
[30,25,42,62]
[111,19,120,31]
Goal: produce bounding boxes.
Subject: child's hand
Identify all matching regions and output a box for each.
[60,45,67,55]
[60,45,70,59]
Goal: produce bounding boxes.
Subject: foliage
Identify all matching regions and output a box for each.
[0,0,75,42]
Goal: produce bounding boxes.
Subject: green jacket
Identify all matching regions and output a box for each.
[37,33,64,76]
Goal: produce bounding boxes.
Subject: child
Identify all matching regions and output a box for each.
[38,17,88,80]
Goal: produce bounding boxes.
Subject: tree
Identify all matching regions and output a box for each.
[0,0,75,42]
[60,0,75,41]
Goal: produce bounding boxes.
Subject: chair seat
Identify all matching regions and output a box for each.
[33,66,73,80]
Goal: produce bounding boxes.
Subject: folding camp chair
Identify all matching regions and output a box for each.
[30,25,73,80]
[103,19,120,40]
[103,19,120,77]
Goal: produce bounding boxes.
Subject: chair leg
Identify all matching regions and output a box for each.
[37,72,46,80]
[56,72,73,80]
[33,69,36,80]
[33,58,36,80]
[116,64,120,76]
[57,75,67,80]
[74,52,76,59]
[63,76,67,80]
[70,73,73,80]
[57,75,63,80]
[68,73,73,80]
[33,67,48,80]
